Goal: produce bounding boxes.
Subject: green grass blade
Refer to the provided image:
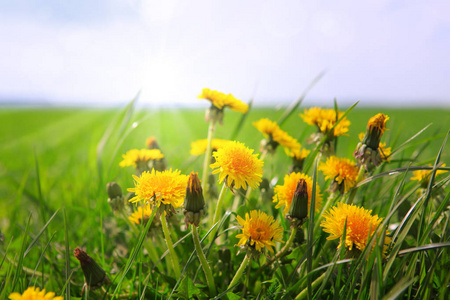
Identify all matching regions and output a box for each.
[29,232,56,285]
[278,70,326,126]
[381,276,417,300]
[63,208,71,299]
[389,123,432,157]
[24,209,59,257]
[111,209,155,298]
[229,98,254,140]
[11,213,32,290]
[306,156,319,300]
[96,91,139,184]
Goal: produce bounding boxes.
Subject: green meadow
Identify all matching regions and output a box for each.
[0,103,449,299]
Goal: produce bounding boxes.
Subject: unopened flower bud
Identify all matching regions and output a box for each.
[183,172,206,226]
[107,182,122,199]
[74,247,110,291]
[286,179,308,227]
[107,182,124,212]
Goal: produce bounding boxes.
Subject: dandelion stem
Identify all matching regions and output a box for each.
[201,120,217,192]
[192,225,217,296]
[256,225,298,275]
[228,255,251,291]
[209,183,227,243]
[294,272,326,300]
[160,212,181,278]
[120,210,158,264]
[346,165,365,204]
[314,193,340,234]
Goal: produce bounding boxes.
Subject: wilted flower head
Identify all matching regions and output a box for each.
[253,118,301,155]
[273,172,322,216]
[354,114,389,170]
[198,88,248,124]
[8,287,63,300]
[119,149,164,173]
[210,141,264,190]
[183,172,206,226]
[321,203,391,257]
[236,210,284,255]
[319,156,359,194]
[74,247,110,291]
[128,169,189,210]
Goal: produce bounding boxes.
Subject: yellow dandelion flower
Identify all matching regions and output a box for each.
[128,169,188,209]
[411,164,447,184]
[222,93,249,113]
[253,118,301,154]
[198,88,226,109]
[236,210,284,253]
[252,118,280,137]
[300,107,350,136]
[287,147,310,160]
[198,88,248,113]
[190,139,231,155]
[273,172,322,215]
[9,287,63,300]
[129,205,153,225]
[320,203,391,254]
[319,156,359,194]
[210,141,263,190]
[119,149,164,167]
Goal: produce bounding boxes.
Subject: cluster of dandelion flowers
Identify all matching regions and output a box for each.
[321,203,391,255]
[198,88,248,114]
[129,205,153,225]
[119,149,164,168]
[236,210,284,254]
[252,118,301,154]
[210,141,264,190]
[190,138,231,156]
[300,107,350,136]
[319,156,359,194]
[9,287,63,300]
[128,169,188,209]
[273,172,322,215]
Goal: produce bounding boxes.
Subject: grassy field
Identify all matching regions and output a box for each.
[0,103,449,299]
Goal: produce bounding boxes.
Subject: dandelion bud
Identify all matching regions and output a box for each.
[107,182,122,198]
[74,247,110,291]
[354,113,389,170]
[286,179,308,226]
[106,182,124,213]
[183,172,206,226]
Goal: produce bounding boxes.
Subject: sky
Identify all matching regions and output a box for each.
[0,0,449,108]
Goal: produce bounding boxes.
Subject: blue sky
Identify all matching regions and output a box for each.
[1,0,449,107]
